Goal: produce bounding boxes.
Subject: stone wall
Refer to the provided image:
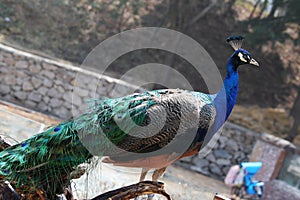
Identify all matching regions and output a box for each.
[250,134,300,198]
[176,122,259,180]
[0,43,260,180]
[263,180,300,200]
[0,43,143,119]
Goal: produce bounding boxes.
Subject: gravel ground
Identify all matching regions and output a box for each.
[71,163,231,200]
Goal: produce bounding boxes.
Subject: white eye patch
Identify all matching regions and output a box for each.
[238,52,247,63]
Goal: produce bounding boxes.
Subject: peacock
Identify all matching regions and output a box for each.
[0,36,259,198]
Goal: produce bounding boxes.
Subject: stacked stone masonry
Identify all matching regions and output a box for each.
[0,43,259,180]
[0,43,143,119]
[176,123,258,179]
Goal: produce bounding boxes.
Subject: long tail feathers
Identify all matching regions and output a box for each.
[0,121,91,196]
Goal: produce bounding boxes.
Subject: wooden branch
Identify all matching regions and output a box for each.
[0,181,22,200]
[92,181,171,200]
[0,136,11,151]
[213,194,231,200]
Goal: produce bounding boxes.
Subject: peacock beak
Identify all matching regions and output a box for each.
[249,58,259,66]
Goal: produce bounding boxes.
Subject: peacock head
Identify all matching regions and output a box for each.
[227,36,259,69]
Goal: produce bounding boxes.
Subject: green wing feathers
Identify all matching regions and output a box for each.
[74,92,158,151]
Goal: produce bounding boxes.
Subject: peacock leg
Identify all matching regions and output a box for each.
[134,168,151,200]
[144,167,167,200]
[152,167,166,182]
[139,168,150,182]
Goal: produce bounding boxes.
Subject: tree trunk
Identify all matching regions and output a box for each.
[257,0,268,19]
[268,0,281,18]
[249,0,261,19]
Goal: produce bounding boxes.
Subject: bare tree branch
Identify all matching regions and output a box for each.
[185,0,217,29]
[249,0,261,19]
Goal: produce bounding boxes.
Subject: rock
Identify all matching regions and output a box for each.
[222,166,230,175]
[225,140,239,152]
[22,81,34,91]
[63,92,82,107]
[105,83,116,97]
[3,94,11,101]
[0,85,10,94]
[78,73,93,85]
[218,136,228,148]
[37,86,48,96]
[4,76,17,85]
[15,78,23,86]
[37,101,48,112]
[245,131,256,139]
[74,87,89,97]
[52,107,70,119]
[25,100,37,108]
[60,73,74,83]
[87,78,99,90]
[214,149,231,159]
[12,86,21,91]
[15,71,27,78]
[205,153,216,163]
[29,64,41,73]
[192,157,209,168]
[110,84,132,98]
[3,57,15,66]
[41,70,55,79]
[50,98,63,108]
[14,91,27,100]
[43,78,53,87]
[72,94,82,107]
[2,52,12,58]
[216,158,231,166]
[0,66,9,73]
[72,107,81,118]
[233,151,246,161]
[43,96,50,103]
[57,86,65,93]
[42,63,57,70]
[15,60,28,69]
[209,163,222,176]
[63,92,72,103]
[28,92,42,102]
[63,101,72,109]
[54,79,64,86]
[96,84,109,96]
[47,87,62,98]
[31,77,42,88]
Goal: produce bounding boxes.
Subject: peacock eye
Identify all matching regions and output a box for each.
[243,55,250,62]
[238,52,248,62]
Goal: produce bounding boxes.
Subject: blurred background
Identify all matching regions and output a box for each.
[0,0,299,145]
[0,0,299,199]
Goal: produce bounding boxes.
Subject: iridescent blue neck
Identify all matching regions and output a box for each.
[213,57,239,121]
